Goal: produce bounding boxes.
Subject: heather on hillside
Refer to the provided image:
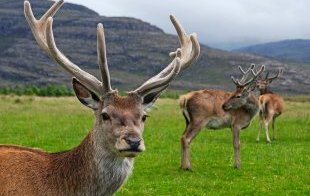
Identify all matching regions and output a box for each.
[0,0,309,94]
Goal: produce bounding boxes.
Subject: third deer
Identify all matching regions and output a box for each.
[179,64,264,170]
[256,68,284,143]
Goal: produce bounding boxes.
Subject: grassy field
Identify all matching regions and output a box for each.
[0,95,309,195]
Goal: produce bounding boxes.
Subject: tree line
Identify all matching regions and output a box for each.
[0,85,74,96]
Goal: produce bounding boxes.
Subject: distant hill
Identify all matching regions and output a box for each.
[235,39,310,64]
[0,0,309,94]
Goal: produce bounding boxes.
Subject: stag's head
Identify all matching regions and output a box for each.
[256,68,283,91]
[222,64,264,111]
[24,0,200,157]
[72,79,148,157]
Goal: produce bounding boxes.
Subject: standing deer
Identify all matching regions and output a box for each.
[179,64,264,170]
[0,0,200,195]
[256,68,284,143]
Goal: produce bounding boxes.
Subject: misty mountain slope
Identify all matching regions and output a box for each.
[235,39,310,64]
[0,0,309,94]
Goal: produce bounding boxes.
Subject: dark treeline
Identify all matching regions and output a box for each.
[0,85,74,97]
[0,85,309,102]
[0,85,184,99]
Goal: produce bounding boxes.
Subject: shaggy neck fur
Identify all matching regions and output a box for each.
[48,128,133,196]
[242,94,259,119]
[260,87,273,95]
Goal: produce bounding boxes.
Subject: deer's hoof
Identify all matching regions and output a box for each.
[234,163,241,169]
[180,165,192,171]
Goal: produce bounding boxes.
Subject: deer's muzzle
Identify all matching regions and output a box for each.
[117,133,145,157]
[124,136,142,151]
[222,103,231,111]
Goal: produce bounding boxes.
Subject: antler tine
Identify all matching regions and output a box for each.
[238,64,255,83]
[24,0,64,55]
[266,68,284,81]
[41,0,64,21]
[25,0,105,96]
[132,15,200,96]
[134,59,181,95]
[238,66,246,74]
[170,15,200,70]
[97,23,112,93]
[231,76,241,86]
[238,64,255,75]
[252,65,265,77]
[170,15,187,46]
[240,65,265,87]
[158,16,200,78]
[45,18,104,95]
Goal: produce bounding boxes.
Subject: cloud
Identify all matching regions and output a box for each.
[66,0,310,49]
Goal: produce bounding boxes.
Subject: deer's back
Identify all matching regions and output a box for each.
[259,93,284,114]
[179,89,232,121]
[0,145,54,195]
[0,145,85,195]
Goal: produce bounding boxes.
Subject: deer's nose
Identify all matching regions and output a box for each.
[125,137,141,150]
[222,104,228,111]
[222,103,231,111]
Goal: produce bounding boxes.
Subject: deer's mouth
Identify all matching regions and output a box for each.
[119,148,143,153]
[222,104,232,111]
[115,137,145,157]
[119,148,144,157]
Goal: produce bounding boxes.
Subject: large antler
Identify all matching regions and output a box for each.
[231,64,265,87]
[237,64,255,83]
[24,0,111,96]
[264,68,284,82]
[132,15,200,96]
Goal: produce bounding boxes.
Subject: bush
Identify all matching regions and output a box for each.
[160,90,185,99]
[0,85,74,97]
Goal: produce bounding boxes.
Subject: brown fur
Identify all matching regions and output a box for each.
[18,0,199,194]
[0,89,146,195]
[256,75,285,143]
[0,134,95,195]
[179,89,259,170]
[257,91,284,143]
[179,90,232,122]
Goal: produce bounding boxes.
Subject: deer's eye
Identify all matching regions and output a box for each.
[142,115,149,122]
[235,94,242,98]
[101,112,110,121]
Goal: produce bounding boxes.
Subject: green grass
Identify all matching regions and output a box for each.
[0,96,309,195]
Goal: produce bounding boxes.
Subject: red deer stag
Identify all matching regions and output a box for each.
[0,0,200,195]
[179,64,264,170]
[256,68,284,143]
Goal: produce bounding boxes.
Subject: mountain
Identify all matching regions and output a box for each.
[0,0,309,94]
[235,39,310,64]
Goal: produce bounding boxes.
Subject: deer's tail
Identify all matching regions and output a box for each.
[179,95,190,124]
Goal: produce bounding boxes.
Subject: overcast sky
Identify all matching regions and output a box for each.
[66,0,310,50]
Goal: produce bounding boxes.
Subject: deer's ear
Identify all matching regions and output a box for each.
[245,83,256,92]
[267,79,273,84]
[141,85,168,110]
[72,78,100,110]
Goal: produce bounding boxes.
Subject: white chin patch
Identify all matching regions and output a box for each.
[120,151,140,158]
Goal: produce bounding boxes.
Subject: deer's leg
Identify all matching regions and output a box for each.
[180,110,191,170]
[180,121,203,170]
[272,116,276,140]
[256,111,263,142]
[264,114,272,143]
[180,124,191,170]
[232,126,241,169]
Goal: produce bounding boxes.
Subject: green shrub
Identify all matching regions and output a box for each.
[0,85,74,97]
